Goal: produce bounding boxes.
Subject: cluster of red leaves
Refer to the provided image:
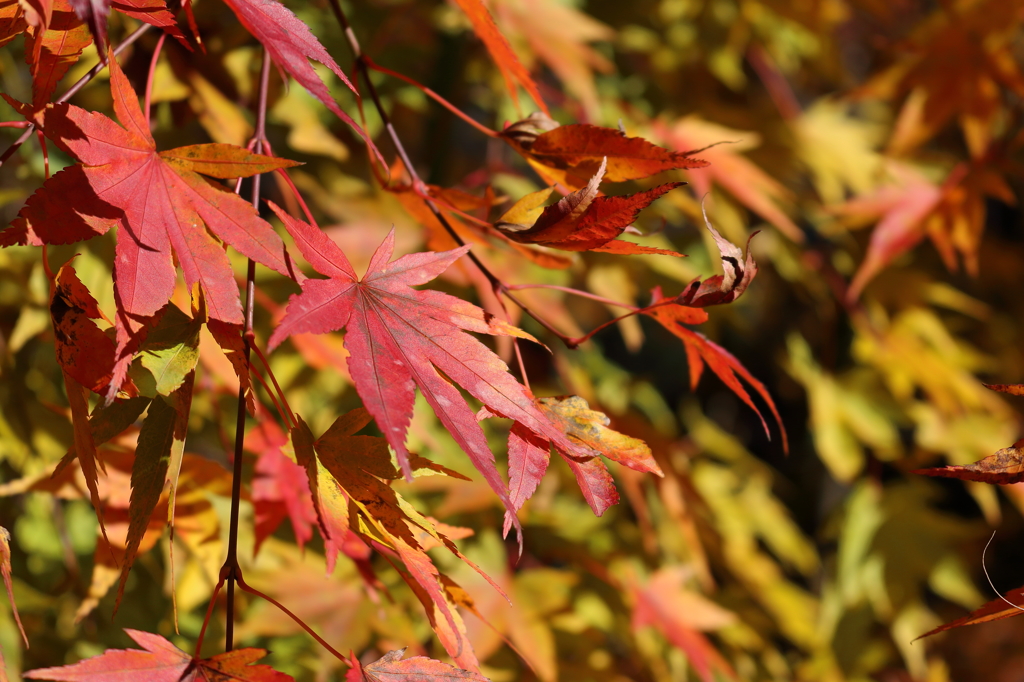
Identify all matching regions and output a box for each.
[0,0,793,674]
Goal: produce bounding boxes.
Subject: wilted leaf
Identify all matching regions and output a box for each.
[495,157,684,252]
[675,203,757,307]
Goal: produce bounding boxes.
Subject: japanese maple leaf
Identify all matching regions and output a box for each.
[221,0,378,158]
[1,53,300,397]
[24,628,293,681]
[500,114,708,191]
[266,204,593,538]
[346,649,488,682]
[487,394,662,523]
[451,0,548,115]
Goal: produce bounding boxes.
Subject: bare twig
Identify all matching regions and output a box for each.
[223,47,272,652]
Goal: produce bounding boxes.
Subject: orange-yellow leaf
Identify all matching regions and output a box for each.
[451,0,547,115]
[503,116,708,191]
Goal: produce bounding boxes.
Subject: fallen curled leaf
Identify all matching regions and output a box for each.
[676,202,758,307]
[24,628,293,681]
[347,648,489,682]
[483,394,657,526]
[914,446,1024,484]
[537,396,662,476]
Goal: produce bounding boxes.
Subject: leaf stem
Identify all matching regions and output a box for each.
[362,56,499,138]
[144,32,167,129]
[0,22,151,168]
[223,47,271,652]
[235,575,349,663]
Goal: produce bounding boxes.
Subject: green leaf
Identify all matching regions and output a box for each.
[128,304,201,398]
[116,375,194,611]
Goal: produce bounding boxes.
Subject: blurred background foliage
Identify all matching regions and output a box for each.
[3,0,1024,680]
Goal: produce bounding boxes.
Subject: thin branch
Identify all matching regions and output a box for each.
[0,22,151,168]
[223,47,271,652]
[506,283,640,310]
[363,56,499,138]
[236,575,349,663]
[250,342,296,427]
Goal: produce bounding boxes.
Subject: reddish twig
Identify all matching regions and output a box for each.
[0,23,151,168]
[363,56,500,138]
[223,47,271,652]
[144,32,168,129]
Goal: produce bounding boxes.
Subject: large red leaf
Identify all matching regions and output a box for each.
[2,53,299,399]
[347,648,489,682]
[266,204,594,540]
[450,0,547,115]
[24,628,292,681]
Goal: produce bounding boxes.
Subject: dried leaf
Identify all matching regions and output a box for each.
[675,203,758,307]
[914,447,1024,484]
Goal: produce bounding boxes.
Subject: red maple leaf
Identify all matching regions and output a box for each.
[2,53,300,399]
[494,156,685,253]
[266,204,595,538]
[222,0,378,156]
[24,628,293,681]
